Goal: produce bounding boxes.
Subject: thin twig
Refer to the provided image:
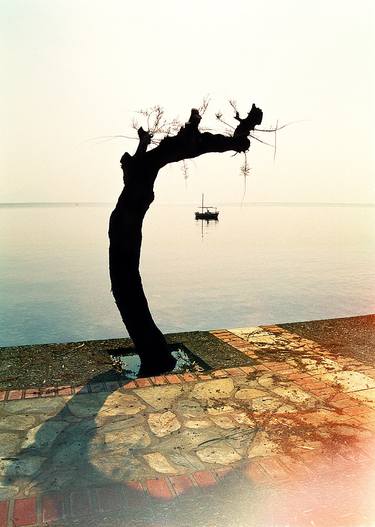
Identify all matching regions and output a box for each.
[198,95,210,115]
[215,113,235,130]
[83,134,138,145]
[274,119,278,162]
[249,134,274,147]
[256,119,306,133]
[228,99,238,114]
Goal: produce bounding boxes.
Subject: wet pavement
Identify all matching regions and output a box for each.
[1,322,375,526]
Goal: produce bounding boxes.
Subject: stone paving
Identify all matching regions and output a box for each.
[1,324,375,526]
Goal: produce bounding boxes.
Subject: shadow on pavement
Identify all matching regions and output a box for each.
[3,368,375,526]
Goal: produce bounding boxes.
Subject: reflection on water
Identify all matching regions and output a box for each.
[111,346,206,379]
[1,203,374,346]
[195,216,220,239]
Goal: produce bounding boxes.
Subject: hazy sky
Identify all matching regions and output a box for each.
[1,0,374,204]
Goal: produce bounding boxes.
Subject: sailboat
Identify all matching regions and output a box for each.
[195,194,219,220]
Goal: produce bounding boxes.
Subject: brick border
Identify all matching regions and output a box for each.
[0,366,257,403]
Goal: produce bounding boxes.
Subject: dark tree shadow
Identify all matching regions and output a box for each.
[4,366,368,526]
[2,369,273,526]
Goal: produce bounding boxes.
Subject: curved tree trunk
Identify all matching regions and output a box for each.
[109,158,176,376]
[108,104,263,376]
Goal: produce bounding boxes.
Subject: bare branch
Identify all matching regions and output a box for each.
[131,118,139,130]
[121,102,265,178]
[147,103,263,169]
[185,108,202,131]
[135,127,153,156]
[229,99,238,112]
[84,134,138,145]
[240,152,251,202]
[249,133,274,147]
[133,105,183,141]
[233,104,263,137]
[198,95,210,115]
[240,152,251,178]
[256,119,305,133]
[149,105,164,134]
[229,99,239,120]
[216,102,264,137]
[215,111,235,131]
[180,159,189,181]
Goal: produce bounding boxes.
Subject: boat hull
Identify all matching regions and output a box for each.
[195,212,219,220]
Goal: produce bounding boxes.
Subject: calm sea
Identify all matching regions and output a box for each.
[1,203,374,347]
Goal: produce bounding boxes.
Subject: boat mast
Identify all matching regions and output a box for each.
[201,193,204,212]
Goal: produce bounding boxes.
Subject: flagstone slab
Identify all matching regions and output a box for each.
[299,357,341,374]
[210,415,236,429]
[272,386,315,405]
[90,453,149,481]
[246,335,278,345]
[91,422,151,452]
[330,424,372,439]
[349,388,375,408]
[0,455,46,478]
[175,398,206,417]
[191,379,235,400]
[0,484,19,500]
[196,442,242,465]
[230,327,268,340]
[225,428,258,452]
[148,411,181,437]
[0,414,37,431]
[51,435,87,467]
[143,452,178,474]
[24,466,83,494]
[234,378,262,390]
[247,431,279,458]
[291,438,324,453]
[67,393,108,418]
[134,385,183,410]
[155,428,223,452]
[207,404,235,415]
[0,432,22,456]
[231,411,256,426]
[257,374,278,388]
[0,397,67,416]
[230,326,262,334]
[184,419,213,429]
[104,426,151,450]
[316,371,375,392]
[21,421,69,450]
[63,416,101,438]
[94,414,144,434]
[252,396,286,412]
[168,450,206,472]
[275,404,297,413]
[97,392,146,419]
[235,388,268,400]
[299,409,348,426]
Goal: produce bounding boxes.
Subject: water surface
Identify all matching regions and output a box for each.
[1,203,374,347]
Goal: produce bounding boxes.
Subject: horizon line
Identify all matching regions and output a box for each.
[1,201,375,208]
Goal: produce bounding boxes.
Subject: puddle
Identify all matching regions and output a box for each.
[110,345,208,379]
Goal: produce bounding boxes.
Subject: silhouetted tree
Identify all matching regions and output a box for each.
[109,102,263,376]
